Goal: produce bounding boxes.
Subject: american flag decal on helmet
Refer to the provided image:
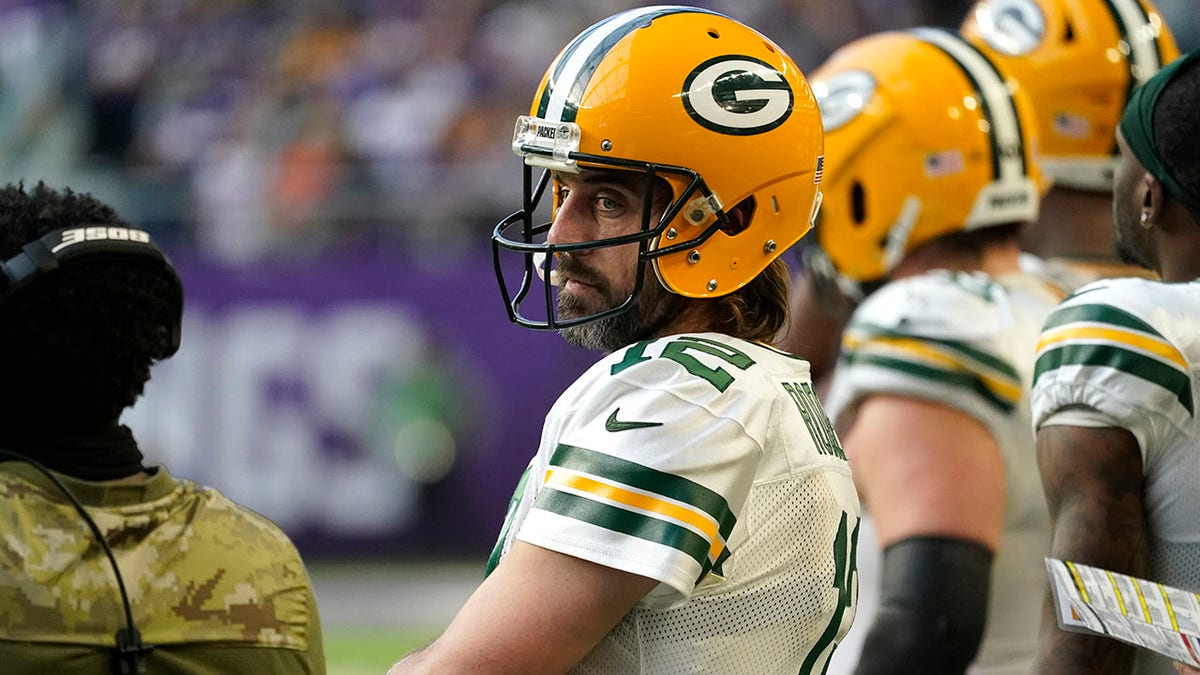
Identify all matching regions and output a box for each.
[814,155,824,184]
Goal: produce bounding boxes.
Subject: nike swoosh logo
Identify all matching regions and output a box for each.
[605,408,663,432]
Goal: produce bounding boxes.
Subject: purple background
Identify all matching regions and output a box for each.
[124,247,595,560]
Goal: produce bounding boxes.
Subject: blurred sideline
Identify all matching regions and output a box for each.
[310,559,479,630]
[311,559,479,674]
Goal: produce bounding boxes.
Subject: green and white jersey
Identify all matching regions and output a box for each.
[1031,277,1200,675]
[1018,252,1158,297]
[489,332,860,675]
[826,269,1059,675]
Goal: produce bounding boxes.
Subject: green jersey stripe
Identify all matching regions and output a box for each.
[536,6,697,122]
[535,489,718,576]
[551,444,737,540]
[1034,342,1193,414]
[843,351,1016,413]
[485,463,533,577]
[848,322,1020,381]
[1043,302,1159,335]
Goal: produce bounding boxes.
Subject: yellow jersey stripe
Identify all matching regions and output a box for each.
[846,333,1022,403]
[1038,324,1187,370]
[545,467,726,562]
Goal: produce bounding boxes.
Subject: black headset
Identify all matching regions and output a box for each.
[0,225,183,674]
[0,225,183,357]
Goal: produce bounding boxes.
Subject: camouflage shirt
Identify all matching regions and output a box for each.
[0,462,324,674]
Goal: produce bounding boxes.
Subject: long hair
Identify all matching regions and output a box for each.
[713,256,791,343]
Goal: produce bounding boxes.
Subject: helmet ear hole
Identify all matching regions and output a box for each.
[851,181,867,226]
[720,196,756,236]
[1063,18,1075,43]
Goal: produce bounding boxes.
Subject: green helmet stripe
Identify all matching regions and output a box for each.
[536,6,718,123]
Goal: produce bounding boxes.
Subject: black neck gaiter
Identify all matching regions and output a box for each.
[0,424,146,481]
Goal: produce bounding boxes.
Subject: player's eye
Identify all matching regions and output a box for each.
[596,195,620,212]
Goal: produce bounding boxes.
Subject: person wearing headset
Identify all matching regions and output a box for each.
[0,182,324,674]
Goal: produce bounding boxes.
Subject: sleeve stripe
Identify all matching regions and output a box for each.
[846,322,1020,377]
[1043,302,1157,334]
[843,332,1021,407]
[1034,342,1193,415]
[549,444,736,540]
[535,489,719,577]
[544,467,727,563]
[842,351,1017,413]
[486,463,534,577]
[1037,324,1187,370]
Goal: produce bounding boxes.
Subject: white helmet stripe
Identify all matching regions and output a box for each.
[540,6,693,123]
[912,27,1026,183]
[1105,0,1163,88]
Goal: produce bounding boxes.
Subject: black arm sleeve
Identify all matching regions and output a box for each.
[852,536,994,675]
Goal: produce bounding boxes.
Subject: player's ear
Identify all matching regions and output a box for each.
[1143,173,1165,226]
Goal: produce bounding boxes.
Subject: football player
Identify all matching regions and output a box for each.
[962,0,1181,286]
[778,0,1183,395]
[389,6,860,674]
[1030,47,1200,674]
[811,28,1056,674]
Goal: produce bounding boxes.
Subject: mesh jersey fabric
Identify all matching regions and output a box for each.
[824,268,1061,675]
[1032,276,1200,675]
[488,333,861,674]
[0,462,324,674]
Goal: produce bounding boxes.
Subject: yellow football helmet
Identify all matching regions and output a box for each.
[814,28,1042,286]
[962,0,1180,191]
[492,6,824,330]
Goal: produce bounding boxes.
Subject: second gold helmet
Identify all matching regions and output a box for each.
[962,0,1180,191]
[814,28,1042,285]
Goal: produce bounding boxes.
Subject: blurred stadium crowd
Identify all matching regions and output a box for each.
[5,0,1192,264]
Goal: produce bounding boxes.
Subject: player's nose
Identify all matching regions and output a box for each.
[546,193,590,246]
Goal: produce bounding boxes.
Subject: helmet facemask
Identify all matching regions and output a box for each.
[492,125,730,334]
[490,6,825,339]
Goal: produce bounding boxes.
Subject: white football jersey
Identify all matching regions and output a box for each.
[825,269,1060,675]
[488,332,861,674]
[1031,277,1200,675]
[1019,252,1158,295]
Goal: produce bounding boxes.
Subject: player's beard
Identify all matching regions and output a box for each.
[555,256,680,353]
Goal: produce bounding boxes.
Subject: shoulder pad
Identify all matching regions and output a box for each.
[1061,276,1155,308]
[851,271,1007,341]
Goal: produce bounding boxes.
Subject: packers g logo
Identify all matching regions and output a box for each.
[974,0,1046,56]
[814,70,876,133]
[682,55,793,135]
